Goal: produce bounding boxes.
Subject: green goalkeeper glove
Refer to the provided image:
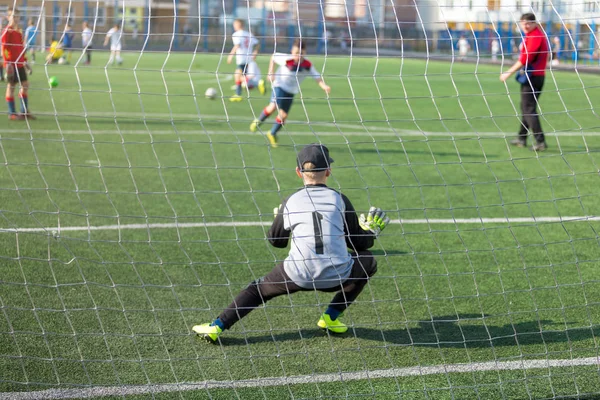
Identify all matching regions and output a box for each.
[359,207,390,236]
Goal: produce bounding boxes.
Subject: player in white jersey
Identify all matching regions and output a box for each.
[227,19,259,102]
[230,60,266,94]
[192,144,390,343]
[249,39,331,147]
[81,21,92,65]
[103,23,124,66]
[457,35,470,60]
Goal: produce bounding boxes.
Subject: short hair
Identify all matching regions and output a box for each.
[520,13,536,22]
[234,19,244,27]
[300,162,328,179]
[292,38,306,51]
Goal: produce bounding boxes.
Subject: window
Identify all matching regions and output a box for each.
[487,0,499,10]
[88,6,106,26]
[584,1,597,11]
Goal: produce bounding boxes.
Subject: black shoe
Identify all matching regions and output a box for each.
[510,138,527,148]
[530,142,548,152]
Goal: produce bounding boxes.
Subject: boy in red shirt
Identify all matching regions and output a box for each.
[500,13,548,152]
[1,8,33,120]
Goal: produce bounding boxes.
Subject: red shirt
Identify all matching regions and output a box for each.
[1,26,26,66]
[519,26,548,76]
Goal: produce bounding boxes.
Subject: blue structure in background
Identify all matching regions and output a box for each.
[173,0,180,49]
[202,0,209,51]
[53,0,60,39]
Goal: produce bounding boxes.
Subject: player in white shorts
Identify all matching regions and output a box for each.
[232,60,266,95]
[227,19,259,102]
[104,23,124,65]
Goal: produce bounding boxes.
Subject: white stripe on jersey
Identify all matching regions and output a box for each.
[272,53,321,94]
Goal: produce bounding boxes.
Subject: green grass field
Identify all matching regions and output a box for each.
[1,51,600,399]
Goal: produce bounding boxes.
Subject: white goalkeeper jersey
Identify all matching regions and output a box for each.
[232,30,258,65]
[268,185,375,289]
[272,53,321,94]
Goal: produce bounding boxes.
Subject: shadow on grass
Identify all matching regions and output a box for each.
[220,314,596,348]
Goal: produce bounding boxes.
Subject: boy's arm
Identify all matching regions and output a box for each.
[227,45,239,64]
[267,53,276,82]
[310,66,331,94]
[341,194,374,251]
[268,202,291,248]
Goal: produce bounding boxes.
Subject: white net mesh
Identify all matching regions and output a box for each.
[1,0,600,399]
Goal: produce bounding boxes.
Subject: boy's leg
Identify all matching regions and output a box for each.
[250,100,276,132]
[6,66,19,118]
[19,78,31,115]
[326,250,378,317]
[213,262,303,330]
[234,66,243,96]
[108,51,115,65]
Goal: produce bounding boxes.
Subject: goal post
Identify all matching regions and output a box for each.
[1,0,600,399]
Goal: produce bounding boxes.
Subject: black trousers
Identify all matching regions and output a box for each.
[518,75,545,144]
[217,251,378,330]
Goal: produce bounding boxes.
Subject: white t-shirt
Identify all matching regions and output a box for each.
[82,28,92,46]
[232,30,258,65]
[272,53,321,94]
[458,38,470,54]
[246,60,261,80]
[107,27,123,48]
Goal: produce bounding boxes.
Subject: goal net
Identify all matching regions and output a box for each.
[1,0,600,398]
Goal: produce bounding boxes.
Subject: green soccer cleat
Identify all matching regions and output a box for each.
[317,313,348,334]
[229,95,243,102]
[192,323,222,343]
[266,133,278,148]
[258,79,266,95]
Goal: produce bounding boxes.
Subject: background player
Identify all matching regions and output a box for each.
[227,19,258,102]
[62,23,74,64]
[45,38,64,64]
[24,18,37,63]
[250,39,330,147]
[192,143,390,343]
[81,21,93,65]
[2,8,33,120]
[235,59,265,94]
[104,23,124,66]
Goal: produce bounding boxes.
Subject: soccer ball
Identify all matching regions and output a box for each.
[48,76,59,88]
[116,56,123,65]
[205,88,217,100]
[58,57,66,65]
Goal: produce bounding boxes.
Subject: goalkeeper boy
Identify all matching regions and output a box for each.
[250,39,330,147]
[193,144,390,343]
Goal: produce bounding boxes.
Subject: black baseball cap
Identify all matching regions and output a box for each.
[297,144,334,171]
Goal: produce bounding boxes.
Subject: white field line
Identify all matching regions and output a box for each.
[2,356,599,399]
[2,129,600,137]
[1,216,598,234]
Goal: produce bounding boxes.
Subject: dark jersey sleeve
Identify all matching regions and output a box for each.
[341,194,375,251]
[267,198,291,248]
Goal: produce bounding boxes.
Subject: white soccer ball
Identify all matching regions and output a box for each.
[58,57,66,65]
[205,87,217,100]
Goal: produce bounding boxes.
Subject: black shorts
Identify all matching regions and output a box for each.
[237,63,248,72]
[6,66,28,85]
